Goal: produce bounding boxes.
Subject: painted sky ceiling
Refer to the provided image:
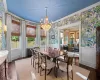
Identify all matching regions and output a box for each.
[6,0,100,22]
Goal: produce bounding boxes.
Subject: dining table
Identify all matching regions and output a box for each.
[33,49,75,80]
[33,49,63,80]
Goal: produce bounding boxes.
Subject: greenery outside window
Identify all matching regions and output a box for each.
[26,25,36,47]
[11,36,19,48]
[41,37,46,45]
[27,37,35,47]
[11,20,20,49]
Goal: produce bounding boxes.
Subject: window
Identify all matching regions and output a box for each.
[26,25,36,47]
[11,20,20,48]
[27,37,35,47]
[40,28,46,45]
[11,36,19,48]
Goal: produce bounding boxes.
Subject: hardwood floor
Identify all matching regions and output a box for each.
[79,64,96,80]
[7,58,96,80]
[8,62,17,80]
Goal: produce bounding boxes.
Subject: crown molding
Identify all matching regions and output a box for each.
[54,1,100,23]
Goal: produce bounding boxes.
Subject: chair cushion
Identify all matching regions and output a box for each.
[41,60,55,69]
[34,58,41,64]
[58,62,72,72]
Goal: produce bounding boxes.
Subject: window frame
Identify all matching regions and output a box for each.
[11,19,21,49]
[26,25,36,48]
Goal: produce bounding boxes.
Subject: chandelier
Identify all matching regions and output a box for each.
[40,7,51,31]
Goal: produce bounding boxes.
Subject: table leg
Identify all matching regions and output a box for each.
[38,52,39,73]
[45,56,47,80]
[67,64,69,80]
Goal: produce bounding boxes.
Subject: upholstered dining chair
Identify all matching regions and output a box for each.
[47,47,53,59]
[30,49,36,67]
[30,49,41,73]
[40,55,55,76]
[57,54,73,80]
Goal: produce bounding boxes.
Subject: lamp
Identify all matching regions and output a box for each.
[40,7,51,31]
[4,25,7,32]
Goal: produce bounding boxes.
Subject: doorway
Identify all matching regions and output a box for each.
[58,22,81,64]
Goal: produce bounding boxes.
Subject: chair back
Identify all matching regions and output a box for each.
[64,53,68,62]
[72,65,90,80]
[30,49,34,56]
[68,57,73,65]
[40,53,46,64]
[54,48,59,57]
[48,47,53,54]
[63,54,73,65]
[34,47,40,52]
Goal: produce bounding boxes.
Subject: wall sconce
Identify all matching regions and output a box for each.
[3,25,7,32]
[60,32,63,38]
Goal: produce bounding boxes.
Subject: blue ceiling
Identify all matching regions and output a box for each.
[6,0,100,22]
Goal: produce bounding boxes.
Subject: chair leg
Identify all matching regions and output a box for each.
[31,58,32,65]
[38,63,39,73]
[67,66,69,80]
[55,67,58,78]
[47,68,52,75]
[71,70,73,80]
[40,67,42,76]
[33,60,34,67]
[35,62,36,69]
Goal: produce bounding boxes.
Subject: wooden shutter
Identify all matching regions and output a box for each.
[26,25,36,37]
[11,20,20,36]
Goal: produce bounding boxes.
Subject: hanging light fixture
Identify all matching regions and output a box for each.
[40,7,51,31]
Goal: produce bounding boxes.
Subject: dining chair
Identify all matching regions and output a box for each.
[57,54,73,80]
[30,49,36,67]
[40,55,55,76]
[30,49,40,73]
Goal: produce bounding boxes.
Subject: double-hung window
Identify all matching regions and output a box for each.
[26,25,36,47]
[11,20,20,48]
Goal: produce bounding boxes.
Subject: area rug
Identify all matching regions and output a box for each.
[15,58,71,80]
[15,58,33,80]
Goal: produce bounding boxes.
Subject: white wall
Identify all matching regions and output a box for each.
[81,47,96,68]
[11,49,22,60]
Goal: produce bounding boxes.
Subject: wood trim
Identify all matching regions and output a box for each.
[26,25,36,29]
[11,33,20,36]
[41,35,46,37]
[96,26,100,79]
[12,20,20,25]
[26,35,36,37]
